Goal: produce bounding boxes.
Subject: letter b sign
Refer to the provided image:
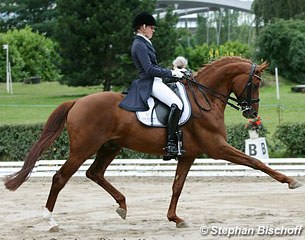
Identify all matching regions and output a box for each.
[245,138,269,159]
[249,144,257,156]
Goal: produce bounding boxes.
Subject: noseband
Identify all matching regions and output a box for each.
[182,63,261,113]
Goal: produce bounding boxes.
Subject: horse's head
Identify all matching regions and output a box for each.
[231,61,268,119]
[187,57,269,118]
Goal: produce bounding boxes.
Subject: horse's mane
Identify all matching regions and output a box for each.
[194,56,252,78]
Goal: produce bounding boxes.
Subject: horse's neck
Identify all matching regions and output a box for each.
[196,66,233,97]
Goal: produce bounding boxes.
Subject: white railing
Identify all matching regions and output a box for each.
[1,158,305,177]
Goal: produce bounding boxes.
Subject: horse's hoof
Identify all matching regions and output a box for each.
[289,180,303,189]
[116,207,127,219]
[49,225,60,232]
[176,221,189,228]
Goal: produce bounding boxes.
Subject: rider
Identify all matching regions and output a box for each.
[119,12,185,159]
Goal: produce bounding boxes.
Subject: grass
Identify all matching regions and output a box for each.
[0,78,304,137]
[0,82,102,124]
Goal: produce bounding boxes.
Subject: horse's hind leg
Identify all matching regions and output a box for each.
[44,153,89,231]
[85,141,127,219]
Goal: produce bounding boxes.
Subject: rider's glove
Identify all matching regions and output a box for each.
[171,68,186,78]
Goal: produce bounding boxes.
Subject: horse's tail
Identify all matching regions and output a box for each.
[4,100,76,191]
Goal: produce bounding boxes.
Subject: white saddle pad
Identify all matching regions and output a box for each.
[136,82,191,127]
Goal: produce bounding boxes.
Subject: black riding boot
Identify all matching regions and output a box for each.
[163,104,184,160]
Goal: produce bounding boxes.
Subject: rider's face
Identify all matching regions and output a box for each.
[141,25,155,39]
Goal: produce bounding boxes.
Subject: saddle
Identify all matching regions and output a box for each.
[136,82,191,127]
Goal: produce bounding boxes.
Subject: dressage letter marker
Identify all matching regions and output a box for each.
[245,138,269,159]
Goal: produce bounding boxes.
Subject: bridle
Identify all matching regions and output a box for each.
[233,63,261,112]
[181,63,261,113]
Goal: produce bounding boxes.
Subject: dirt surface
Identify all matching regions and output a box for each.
[1,176,305,240]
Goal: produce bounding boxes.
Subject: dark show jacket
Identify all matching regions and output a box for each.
[119,35,174,111]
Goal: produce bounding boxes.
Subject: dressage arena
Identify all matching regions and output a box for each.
[1,175,305,240]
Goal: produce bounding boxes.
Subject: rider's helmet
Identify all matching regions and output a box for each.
[132,12,156,31]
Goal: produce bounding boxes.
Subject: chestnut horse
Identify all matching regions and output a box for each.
[4,57,302,231]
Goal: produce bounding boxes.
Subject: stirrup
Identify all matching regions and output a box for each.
[164,142,179,155]
[162,142,184,160]
[163,144,177,160]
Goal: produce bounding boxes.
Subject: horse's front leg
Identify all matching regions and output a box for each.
[167,157,194,228]
[212,142,302,189]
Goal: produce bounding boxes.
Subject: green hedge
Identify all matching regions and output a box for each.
[0,123,303,161]
[0,123,158,161]
[226,123,267,152]
[0,124,69,161]
[273,123,305,157]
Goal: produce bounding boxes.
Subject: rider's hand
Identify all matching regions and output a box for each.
[171,69,185,78]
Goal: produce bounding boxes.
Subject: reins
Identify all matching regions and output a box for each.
[184,75,213,112]
[181,64,261,113]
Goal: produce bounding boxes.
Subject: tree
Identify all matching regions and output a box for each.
[0,26,61,82]
[194,14,208,45]
[253,0,305,27]
[0,0,57,37]
[153,9,179,68]
[175,41,251,71]
[194,10,253,46]
[55,0,156,90]
[255,19,305,84]
[55,0,181,90]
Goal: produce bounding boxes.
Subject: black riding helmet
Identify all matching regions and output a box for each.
[132,12,156,30]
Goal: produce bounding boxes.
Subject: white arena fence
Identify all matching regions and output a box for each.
[1,158,305,177]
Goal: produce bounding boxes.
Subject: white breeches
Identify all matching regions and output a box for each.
[151,77,183,110]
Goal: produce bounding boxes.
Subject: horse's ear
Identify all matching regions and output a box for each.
[257,61,269,73]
